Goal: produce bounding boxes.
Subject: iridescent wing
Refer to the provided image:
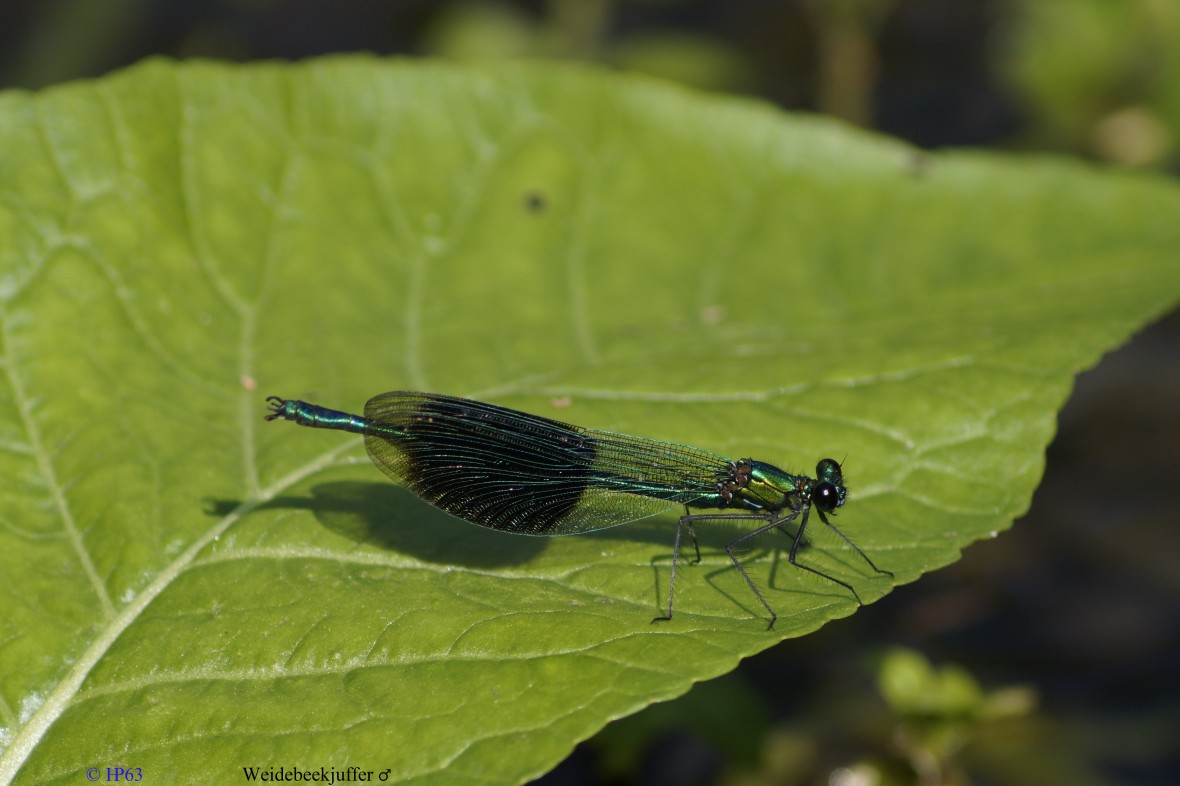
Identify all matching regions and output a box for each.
[362,392,732,535]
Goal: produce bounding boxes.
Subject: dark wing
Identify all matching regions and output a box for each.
[362,392,729,535]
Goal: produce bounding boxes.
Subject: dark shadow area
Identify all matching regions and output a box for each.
[209,482,706,570]
[208,482,552,568]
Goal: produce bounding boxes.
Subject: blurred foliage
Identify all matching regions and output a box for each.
[579,647,1044,786]
[7,0,1180,168]
[423,0,755,94]
[874,648,1037,786]
[579,635,1180,786]
[608,31,755,94]
[417,0,1180,168]
[1001,0,1180,167]
[800,0,895,127]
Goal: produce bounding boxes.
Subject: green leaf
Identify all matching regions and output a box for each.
[0,56,1177,785]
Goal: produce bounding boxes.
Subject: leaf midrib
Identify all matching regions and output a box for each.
[0,440,353,784]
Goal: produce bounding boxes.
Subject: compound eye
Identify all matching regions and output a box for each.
[816,458,843,482]
[814,481,840,513]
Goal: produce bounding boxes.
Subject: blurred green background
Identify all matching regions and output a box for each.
[4,1,1176,784]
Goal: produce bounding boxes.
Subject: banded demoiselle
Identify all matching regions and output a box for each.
[265,391,891,628]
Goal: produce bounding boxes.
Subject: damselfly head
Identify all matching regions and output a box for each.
[813,458,847,512]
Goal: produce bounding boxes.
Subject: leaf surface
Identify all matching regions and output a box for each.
[0,57,1177,785]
